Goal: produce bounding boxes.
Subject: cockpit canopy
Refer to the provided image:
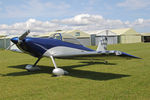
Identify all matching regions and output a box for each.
[49,33,82,45]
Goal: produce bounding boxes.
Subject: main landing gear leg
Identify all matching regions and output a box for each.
[50,56,68,76]
[25,57,41,71]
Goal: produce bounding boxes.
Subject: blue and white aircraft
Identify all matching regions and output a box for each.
[9,30,140,76]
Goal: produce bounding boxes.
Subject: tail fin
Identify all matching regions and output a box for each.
[96,36,107,51]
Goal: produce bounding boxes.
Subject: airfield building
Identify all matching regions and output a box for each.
[0,28,143,49]
[0,38,10,49]
[0,35,19,49]
[90,28,141,46]
[111,28,141,44]
[141,33,150,42]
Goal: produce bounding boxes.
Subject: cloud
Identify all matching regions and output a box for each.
[117,0,150,10]
[52,14,104,26]
[135,18,144,24]
[0,14,150,35]
[0,18,60,35]
[51,14,128,30]
[131,18,147,27]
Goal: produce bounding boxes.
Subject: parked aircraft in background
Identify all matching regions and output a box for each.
[8,30,140,76]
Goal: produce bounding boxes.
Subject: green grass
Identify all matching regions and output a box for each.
[0,43,150,100]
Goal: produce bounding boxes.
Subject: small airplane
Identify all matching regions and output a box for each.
[8,30,140,76]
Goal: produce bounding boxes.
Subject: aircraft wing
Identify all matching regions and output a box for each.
[50,49,140,60]
[113,51,140,59]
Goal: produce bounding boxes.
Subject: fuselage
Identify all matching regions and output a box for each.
[11,37,96,58]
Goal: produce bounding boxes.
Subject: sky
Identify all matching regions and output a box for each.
[0,0,150,35]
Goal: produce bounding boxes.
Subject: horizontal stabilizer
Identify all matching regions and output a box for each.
[115,51,141,59]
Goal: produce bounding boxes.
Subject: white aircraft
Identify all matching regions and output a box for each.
[8,30,140,76]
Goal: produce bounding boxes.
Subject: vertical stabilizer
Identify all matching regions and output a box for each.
[96,36,107,51]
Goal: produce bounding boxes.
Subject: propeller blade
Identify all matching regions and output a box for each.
[19,30,30,41]
[6,43,15,50]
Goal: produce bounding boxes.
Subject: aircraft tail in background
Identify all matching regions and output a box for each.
[96,36,107,52]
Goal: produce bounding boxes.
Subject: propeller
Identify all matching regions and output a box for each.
[18,30,30,43]
[6,30,30,50]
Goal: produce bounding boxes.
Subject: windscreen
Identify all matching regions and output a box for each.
[50,33,82,45]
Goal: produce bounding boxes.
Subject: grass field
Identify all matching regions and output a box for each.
[0,43,150,100]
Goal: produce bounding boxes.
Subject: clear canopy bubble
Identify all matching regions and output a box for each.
[49,33,81,45]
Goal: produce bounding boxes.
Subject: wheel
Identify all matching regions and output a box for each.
[104,61,108,64]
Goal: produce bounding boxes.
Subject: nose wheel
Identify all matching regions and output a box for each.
[25,65,40,71]
[25,57,41,71]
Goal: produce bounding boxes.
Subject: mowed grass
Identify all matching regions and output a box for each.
[0,43,150,100]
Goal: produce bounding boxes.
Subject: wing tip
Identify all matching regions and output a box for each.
[121,52,141,59]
